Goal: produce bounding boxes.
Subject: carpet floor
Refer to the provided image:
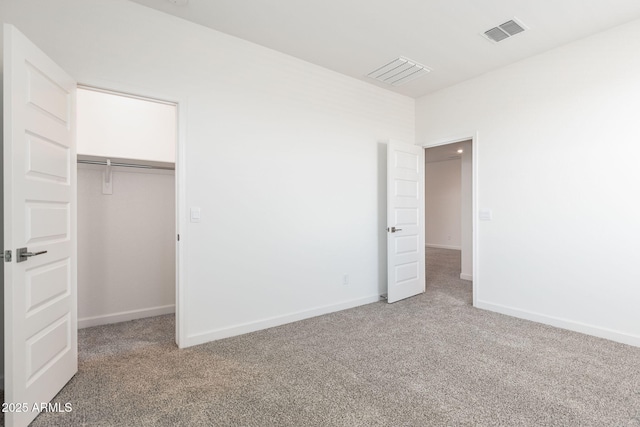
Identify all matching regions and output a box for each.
[17,248,640,426]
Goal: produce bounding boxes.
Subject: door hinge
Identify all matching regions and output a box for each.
[177,234,180,242]
[4,250,12,262]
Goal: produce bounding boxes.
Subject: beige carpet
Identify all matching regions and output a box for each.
[16,248,640,426]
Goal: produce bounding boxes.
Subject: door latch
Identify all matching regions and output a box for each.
[16,247,48,263]
[4,250,11,262]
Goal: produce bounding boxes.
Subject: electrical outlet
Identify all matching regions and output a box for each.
[343,274,349,286]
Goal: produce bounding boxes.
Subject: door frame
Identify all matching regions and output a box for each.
[421,132,479,306]
[76,79,189,348]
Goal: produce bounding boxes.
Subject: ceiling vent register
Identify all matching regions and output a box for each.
[367,57,431,86]
[484,19,527,42]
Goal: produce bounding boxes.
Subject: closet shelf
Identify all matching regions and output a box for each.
[77,154,174,171]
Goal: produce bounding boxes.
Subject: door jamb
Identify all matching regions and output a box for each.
[420,133,478,306]
[76,81,188,348]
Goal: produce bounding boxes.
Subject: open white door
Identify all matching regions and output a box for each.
[3,25,77,427]
[387,140,425,303]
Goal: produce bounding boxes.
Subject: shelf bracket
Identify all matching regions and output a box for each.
[102,159,113,195]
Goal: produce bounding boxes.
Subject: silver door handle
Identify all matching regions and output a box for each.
[25,251,47,257]
[16,247,48,263]
[387,227,402,233]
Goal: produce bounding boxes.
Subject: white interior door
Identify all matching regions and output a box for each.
[387,140,425,303]
[3,24,77,427]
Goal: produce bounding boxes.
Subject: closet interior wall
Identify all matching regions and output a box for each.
[77,164,175,328]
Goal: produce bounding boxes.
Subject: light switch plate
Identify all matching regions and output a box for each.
[479,208,493,221]
[190,207,201,223]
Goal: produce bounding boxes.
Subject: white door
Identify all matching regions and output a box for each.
[387,140,425,303]
[3,24,77,427]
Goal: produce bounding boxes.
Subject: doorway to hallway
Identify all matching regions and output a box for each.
[424,139,473,287]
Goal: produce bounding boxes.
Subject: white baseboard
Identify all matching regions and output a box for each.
[185,295,381,348]
[78,304,175,329]
[460,273,473,281]
[476,300,640,348]
[426,244,461,250]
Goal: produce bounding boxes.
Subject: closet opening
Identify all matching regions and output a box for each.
[76,86,178,335]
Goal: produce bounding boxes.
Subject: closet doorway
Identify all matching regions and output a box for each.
[75,86,178,334]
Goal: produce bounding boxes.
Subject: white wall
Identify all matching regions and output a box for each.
[416,19,640,346]
[2,0,414,346]
[425,158,461,249]
[77,88,176,163]
[77,166,175,328]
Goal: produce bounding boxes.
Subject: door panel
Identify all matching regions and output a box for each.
[26,133,71,182]
[387,140,425,303]
[4,24,77,427]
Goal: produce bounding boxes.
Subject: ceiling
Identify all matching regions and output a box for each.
[425,141,470,164]
[130,0,640,98]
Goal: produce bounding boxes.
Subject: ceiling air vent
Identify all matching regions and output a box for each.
[367,57,431,86]
[483,18,527,43]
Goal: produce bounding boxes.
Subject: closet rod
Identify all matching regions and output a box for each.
[77,159,175,171]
